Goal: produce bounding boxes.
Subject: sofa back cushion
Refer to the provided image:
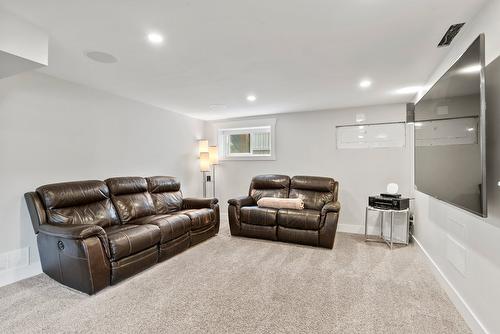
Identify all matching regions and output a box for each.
[249,175,290,202]
[289,176,337,211]
[105,177,156,223]
[146,176,183,214]
[36,180,119,227]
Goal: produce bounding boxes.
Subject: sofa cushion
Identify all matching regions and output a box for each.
[277,226,319,246]
[179,209,215,230]
[105,224,160,261]
[289,176,336,210]
[240,206,278,226]
[249,175,290,202]
[36,180,119,227]
[146,176,183,214]
[106,177,148,195]
[277,209,321,230]
[106,177,156,223]
[47,200,119,227]
[132,214,191,243]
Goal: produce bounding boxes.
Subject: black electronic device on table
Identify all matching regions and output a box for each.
[379,193,401,199]
[369,194,409,210]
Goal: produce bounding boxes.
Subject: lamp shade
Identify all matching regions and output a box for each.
[208,146,219,165]
[198,139,209,153]
[200,152,210,172]
[386,183,399,194]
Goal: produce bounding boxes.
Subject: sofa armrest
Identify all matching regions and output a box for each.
[321,201,341,216]
[182,197,218,209]
[38,223,110,258]
[319,205,340,249]
[39,223,104,239]
[36,223,111,294]
[227,196,254,236]
[227,196,254,209]
[24,192,47,234]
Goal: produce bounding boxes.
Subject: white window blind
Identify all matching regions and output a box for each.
[251,132,271,153]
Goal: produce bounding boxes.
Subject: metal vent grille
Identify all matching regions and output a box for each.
[438,23,465,47]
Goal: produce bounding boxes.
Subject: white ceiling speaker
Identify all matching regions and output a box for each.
[85,51,118,64]
[386,183,399,194]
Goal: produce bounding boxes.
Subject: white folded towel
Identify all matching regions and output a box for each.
[257,197,304,210]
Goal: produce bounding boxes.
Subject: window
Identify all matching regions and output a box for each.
[223,126,272,157]
[228,133,251,154]
[216,119,276,160]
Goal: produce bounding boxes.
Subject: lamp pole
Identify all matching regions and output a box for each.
[202,171,207,198]
[199,148,210,198]
[208,145,219,198]
[212,164,216,198]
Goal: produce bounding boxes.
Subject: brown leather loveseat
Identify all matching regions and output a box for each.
[228,175,340,248]
[24,176,219,294]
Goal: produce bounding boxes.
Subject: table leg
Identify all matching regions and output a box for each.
[406,210,410,245]
[380,211,384,239]
[364,206,368,241]
[390,211,394,250]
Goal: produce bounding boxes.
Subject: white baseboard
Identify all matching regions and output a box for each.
[337,223,364,234]
[412,235,488,334]
[0,261,42,288]
[337,223,378,235]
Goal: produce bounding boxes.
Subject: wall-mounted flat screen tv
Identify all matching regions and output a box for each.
[414,34,486,217]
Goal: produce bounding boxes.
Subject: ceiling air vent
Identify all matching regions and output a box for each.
[437,23,465,47]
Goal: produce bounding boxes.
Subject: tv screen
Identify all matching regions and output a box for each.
[414,34,486,217]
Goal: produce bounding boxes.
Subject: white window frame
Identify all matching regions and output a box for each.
[216,118,276,161]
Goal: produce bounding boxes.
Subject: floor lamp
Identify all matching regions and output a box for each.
[208,146,219,197]
[199,139,209,198]
[200,152,210,198]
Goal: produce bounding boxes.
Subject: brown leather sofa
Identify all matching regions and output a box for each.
[24,176,219,294]
[228,175,340,248]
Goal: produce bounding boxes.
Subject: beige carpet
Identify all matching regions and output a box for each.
[0,222,470,334]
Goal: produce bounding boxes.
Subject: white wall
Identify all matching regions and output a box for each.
[0,71,204,283]
[413,1,500,333]
[205,103,412,233]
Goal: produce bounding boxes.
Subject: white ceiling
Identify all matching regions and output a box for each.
[0,0,488,120]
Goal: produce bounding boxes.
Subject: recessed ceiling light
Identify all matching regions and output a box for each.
[359,80,372,88]
[85,51,118,63]
[414,122,423,127]
[358,135,365,139]
[147,33,164,44]
[246,95,257,102]
[467,127,475,132]
[393,86,425,95]
[459,64,481,74]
